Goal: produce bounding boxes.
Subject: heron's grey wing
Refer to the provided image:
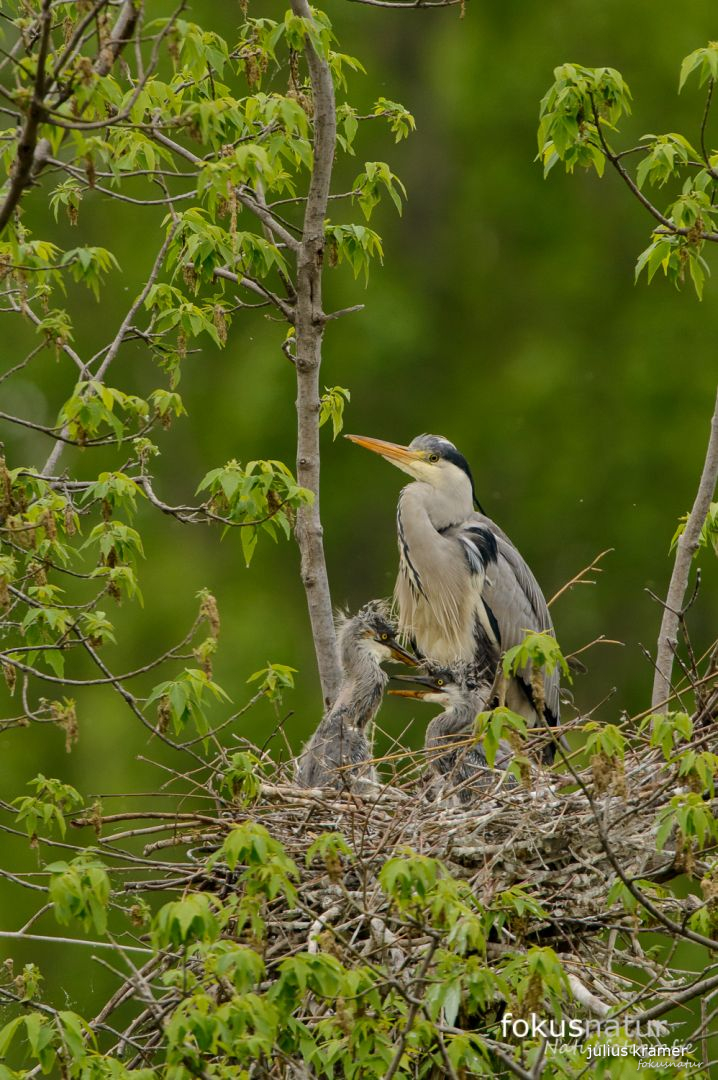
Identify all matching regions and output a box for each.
[468,512,561,726]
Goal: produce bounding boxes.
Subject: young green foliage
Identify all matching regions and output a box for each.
[539,46,718,297]
[146,667,230,738]
[671,500,718,555]
[46,856,111,935]
[502,630,571,681]
[12,774,83,842]
[247,661,297,703]
[319,386,351,439]
[475,706,528,769]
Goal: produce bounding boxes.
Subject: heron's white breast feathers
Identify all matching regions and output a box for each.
[394,537,485,662]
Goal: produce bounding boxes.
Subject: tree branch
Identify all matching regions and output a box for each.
[0,0,52,235]
[289,0,341,706]
[213,266,295,321]
[651,385,718,710]
[0,930,153,955]
[0,1,141,235]
[346,0,465,7]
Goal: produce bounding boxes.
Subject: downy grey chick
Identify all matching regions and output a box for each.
[391,660,512,804]
[296,602,417,791]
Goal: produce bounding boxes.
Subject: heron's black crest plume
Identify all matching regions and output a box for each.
[408,434,485,513]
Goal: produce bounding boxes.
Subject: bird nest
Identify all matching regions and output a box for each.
[68,731,715,1078]
[232,765,666,920]
[146,738,696,1020]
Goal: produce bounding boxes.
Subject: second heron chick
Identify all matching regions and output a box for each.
[391,661,511,804]
[296,602,417,791]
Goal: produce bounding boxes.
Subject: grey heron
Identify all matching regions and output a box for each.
[296,601,417,790]
[346,433,560,755]
[390,661,512,804]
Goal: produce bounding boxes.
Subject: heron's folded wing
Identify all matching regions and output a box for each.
[469,513,561,726]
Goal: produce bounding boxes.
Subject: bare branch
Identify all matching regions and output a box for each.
[235,186,301,253]
[0,930,153,955]
[213,266,295,321]
[699,78,718,179]
[652,385,718,710]
[548,548,613,608]
[41,224,179,476]
[346,0,465,7]
[95,223,179,383]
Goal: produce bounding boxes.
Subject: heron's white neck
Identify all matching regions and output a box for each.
[400,474,473,531]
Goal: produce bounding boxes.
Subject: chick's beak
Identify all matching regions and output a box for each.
[387,641,420,667]
[388,688,431,699]
[345,434,424,469]
[388,672,442,699]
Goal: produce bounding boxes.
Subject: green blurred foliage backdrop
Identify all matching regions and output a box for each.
[2,0,717,1008]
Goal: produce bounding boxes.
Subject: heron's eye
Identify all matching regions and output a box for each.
[436,678,444,686]
[380,632,389,641]
[428,453,439,463]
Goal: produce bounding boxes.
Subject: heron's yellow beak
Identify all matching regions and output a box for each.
[388,688,430,699]
[345,434,424,467]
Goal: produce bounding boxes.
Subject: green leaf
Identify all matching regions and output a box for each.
[583,721,626,761]
[502,631,571,681]
[353,162,406,220]
[0,1018,24,1059]
[319,386,350,439]
[47,856,111,935]
[442,980,462,1026]
[152,893,220,949]
[475,707,527,769]
[220,751,265,805]
[24,1013,56,1073]
[325,222,384,284]
[373,97,416,142]
[246,662,297,703]
[306,831,353,869]
[679,44,718,91]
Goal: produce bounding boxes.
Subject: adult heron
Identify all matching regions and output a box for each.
[346,433,560,744]
[295,601,417,790]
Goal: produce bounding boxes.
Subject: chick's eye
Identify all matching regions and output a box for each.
[380,632,389,641]
[428,453,439,463]
[436,678,444,687]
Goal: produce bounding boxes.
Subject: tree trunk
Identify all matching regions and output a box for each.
[291,0,341,706]
[651,385,718,711]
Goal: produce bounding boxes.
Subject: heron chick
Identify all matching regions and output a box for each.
[346,432,561,756]
[390,661,512,804]
[296,602,417,791]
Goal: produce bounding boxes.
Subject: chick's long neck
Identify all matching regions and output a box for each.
[329,647,387,730]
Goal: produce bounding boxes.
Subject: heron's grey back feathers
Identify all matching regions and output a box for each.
[471,511,561,727]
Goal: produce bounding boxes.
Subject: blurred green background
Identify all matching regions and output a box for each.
[2,0,717,1022]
